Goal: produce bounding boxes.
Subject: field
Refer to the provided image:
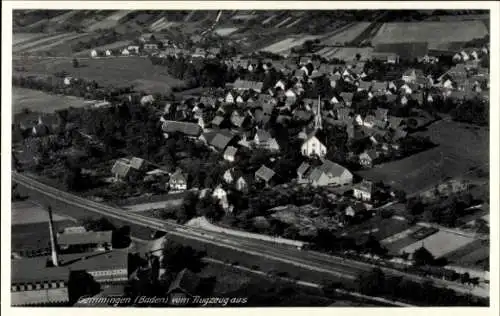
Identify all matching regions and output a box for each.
[316,47,374,61]
[14,56,186,94]
[87,10,132,31]
[13,33,51,45]
[398,230,476,259]
[322,22,371,45]
[371,21,489,45]
[260,35,321,54]
[13,33,84,53]
[359,120,488,194]
[12,87,88,115]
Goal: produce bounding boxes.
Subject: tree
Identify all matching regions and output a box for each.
[413,246,435,266]
[356,268,385,295]
[72,58,79,68]
[161,239,206,274]
[355,53,361,61]
[81,217,116,232]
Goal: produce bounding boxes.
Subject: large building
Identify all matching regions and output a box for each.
[11,204,128,306]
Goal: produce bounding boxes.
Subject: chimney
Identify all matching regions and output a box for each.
[47,206,59,266]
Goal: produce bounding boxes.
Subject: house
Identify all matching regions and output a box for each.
[297,162,311,182]
[223,168,237,184]
[57,230,113,253]
[105,49,112,57]
[340,92,354,107]
[208,131,237,152]
[302,160,353,187]
[211,116,226,129]
[127,45,140,54]
[121,48,130,56]
[353,180,374,202]
[357,81,372,91]
[235,176,250,193]
[212,186,229,210]
[162,120,202,138]
[363,115,377,128]
[301,131,327,158]
[375,108,389,122]
[345,202,369,217]
[63,76,73,86]
[90,49,98,58]
[225,92,235,104]
[255,165,276,185]
[359,150,379,168]
[223,146,238,162]
[144,42,159,51]
[169,169,187,191]
[402,68,425,84]
[140,95,155,105]
[233,79,264,93]
[111,158,138,181]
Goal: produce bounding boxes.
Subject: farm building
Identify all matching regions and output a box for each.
[162,120,202,138]
[298,160,353,187]
[401,231,476,260]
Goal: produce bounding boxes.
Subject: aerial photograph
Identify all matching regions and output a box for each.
[9,8,490,307]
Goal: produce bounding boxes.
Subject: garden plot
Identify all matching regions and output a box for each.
[371,21,489,45]
[13,33,80,52]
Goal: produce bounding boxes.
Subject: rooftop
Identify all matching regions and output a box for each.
[11,250,128,284]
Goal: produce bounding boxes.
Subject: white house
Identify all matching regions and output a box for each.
[353,180,374,202]
[275,80,286,91]
[105,49,112,57]
[225,92,235,104]
[212,186,230,211]
[301,134,327,158]
[121,48,130,56]
[90,49,98,58]
[63,76,73,86]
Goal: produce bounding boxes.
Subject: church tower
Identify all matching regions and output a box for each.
[314,96,322,130]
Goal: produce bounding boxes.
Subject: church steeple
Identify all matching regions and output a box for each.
[314,96,322,130]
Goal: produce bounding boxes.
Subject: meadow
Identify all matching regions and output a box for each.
[12,87,88,115]
[371,21,488,45]
[14,56,186,94]
[359,120,488,194]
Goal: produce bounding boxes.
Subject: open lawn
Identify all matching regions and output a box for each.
[371,21,488,45]
[12,87,88,115]
[87,10,132,31]
[359,120,488,194]
[14,56,186,93]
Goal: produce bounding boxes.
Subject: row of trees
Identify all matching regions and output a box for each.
[355,268,487,306]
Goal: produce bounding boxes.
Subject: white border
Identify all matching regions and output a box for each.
[2,2,499,316]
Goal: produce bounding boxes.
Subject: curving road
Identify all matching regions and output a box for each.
[12,172,488,299]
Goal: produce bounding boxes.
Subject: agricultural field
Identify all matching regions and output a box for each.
[322,22,371,46]
[371,21,489,45]
[13,33,78,52]
[359,120,488,194]
[87,10,132,31]
[12,87,88,115]
[13,56,186,94]
[12,33,51,45]
[316,47,374,62]
[260,35,321,54]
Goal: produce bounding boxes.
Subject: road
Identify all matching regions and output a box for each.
[12,172,488,299]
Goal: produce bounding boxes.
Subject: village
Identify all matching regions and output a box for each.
[10,9,491,308]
